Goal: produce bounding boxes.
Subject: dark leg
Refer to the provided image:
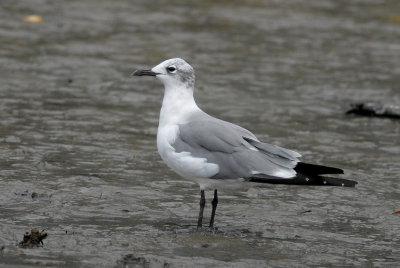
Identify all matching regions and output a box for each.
[197,189,205,230]
[209,189,218,228]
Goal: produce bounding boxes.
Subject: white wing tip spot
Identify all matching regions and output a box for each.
[274,170,296,179]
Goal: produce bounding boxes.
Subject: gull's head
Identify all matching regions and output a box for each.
[133,58,195,89]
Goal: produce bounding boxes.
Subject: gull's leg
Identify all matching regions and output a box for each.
[209,189,218,228]
[197,189,205,230]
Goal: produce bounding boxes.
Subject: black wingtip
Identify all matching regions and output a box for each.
[320,176,358,187]
[295,162,344,175]
[248,174,357,187]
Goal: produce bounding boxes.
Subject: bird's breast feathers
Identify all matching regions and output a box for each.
[157,124,219,179]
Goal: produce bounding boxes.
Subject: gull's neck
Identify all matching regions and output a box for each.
[159,83,200,127]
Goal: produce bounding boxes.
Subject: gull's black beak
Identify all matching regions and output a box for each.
[131,69,159,77]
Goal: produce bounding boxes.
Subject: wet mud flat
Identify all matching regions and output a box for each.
[1,0,400,267]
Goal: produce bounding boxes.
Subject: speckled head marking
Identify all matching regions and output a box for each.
[134,58,195,89]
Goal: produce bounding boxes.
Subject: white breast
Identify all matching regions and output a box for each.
[156,82,219,180]
[157,124,219,179]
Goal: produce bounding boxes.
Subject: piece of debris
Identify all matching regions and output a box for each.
[394,210,400,214]
[116,254,170,268]
[390,14,400,23]
[23,15,44,23]
[301,210,312,214]
[18,228,47,248]
[117,254,149,267]
[346,102,400,119]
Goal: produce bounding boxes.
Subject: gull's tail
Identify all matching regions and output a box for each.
[249,162,357,187]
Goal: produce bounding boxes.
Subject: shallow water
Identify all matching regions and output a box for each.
[1,0,399,267]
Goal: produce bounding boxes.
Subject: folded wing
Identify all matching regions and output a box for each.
[173,113,300,180]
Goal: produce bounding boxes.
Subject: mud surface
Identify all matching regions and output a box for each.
[1,0,399,267]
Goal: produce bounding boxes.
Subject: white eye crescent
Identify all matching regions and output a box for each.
[167,65,177,73]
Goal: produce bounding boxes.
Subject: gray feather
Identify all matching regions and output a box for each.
[172,112,299,180]
[243,137,301,161]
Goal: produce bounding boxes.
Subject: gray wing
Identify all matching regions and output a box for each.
[172,113,301,180]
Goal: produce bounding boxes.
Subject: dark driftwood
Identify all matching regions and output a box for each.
[346,102,400,119]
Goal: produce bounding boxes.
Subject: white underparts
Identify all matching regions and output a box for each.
[157,84,219,180]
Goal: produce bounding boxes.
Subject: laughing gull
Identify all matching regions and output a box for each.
[133,58,357,229]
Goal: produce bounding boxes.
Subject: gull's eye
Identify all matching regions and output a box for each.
[167,65,176,73]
